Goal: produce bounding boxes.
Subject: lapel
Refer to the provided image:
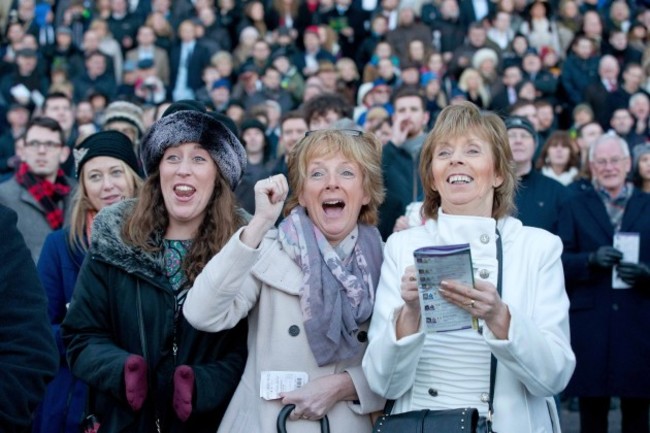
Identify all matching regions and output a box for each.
[19,186,46,214]
[251,241,303,296]
[583,187,615,238]
[621,190,649,231]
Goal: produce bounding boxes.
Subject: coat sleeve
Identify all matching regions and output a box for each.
[483,234,576,396]
[362,236,426,400]
[61,257,131,403]
[558,200,593,285]
[0,206,58,432]
[37,232,67,358]
[191,318,248,413]
[183,227,264,332]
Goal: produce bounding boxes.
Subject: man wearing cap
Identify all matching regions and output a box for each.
[558,133,650,433]
[43,26,84,78]
[506,115,568,234]
[0,117,76,262]
[72,50,117,103]
[209,79,232,114]
[134,58,167,105]
[235,119,271,214]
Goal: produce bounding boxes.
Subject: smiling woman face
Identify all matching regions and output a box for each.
[299,151,369,245]
[431,133,503,217]
[159,142,218,239]
[83,156,136,211]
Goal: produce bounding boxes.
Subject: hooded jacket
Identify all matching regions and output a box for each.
[62,200,247,433]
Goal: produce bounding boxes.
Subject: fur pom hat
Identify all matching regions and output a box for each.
[140,110,247,190]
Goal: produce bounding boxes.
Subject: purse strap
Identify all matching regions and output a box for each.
[383,228,503,432]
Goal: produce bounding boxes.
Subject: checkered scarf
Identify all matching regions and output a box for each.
[15,162,71,229]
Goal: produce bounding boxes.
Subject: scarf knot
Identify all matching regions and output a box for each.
[278,207,383,366]
[15,162,71,229]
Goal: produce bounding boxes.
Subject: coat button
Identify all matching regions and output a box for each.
[428,388,438,397]
[480,392,490,403]
[479,269,490,279]
[480,234,490,244]
[357,331,368,342]
[612,303,619,311]
[288,325,300,336]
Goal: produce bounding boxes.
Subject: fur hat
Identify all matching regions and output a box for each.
[140,110,246,190]
[102,101,145,140]
[74,130,140,178]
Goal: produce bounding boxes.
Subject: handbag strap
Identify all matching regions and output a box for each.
[277,404,330,433]
[487,228,503,432]
[383,228,503,430]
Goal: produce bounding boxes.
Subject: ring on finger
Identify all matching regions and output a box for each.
[464,299,476,308]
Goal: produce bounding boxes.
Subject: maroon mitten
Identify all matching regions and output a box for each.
[124,354,148,411]
[173,365,195,422]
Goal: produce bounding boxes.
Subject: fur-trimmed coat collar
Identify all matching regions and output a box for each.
[90,199,165,282]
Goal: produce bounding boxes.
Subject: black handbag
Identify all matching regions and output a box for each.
[277,404,330,433]
[372,231,504,433]
[372,407,479,433]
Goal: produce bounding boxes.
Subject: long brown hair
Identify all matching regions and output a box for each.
[122,170,245,285]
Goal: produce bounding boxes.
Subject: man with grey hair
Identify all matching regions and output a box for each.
[559,132,650,433]
[584,55,621,129]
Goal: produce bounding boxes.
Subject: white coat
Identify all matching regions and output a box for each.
[184,228,385,433]
[362,211,576,433]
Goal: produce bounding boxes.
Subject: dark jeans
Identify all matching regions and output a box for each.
[579,397,650,433]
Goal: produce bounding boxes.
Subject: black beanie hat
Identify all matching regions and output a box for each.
[240,118,266,135]
[140,110,247,190]
[74,130,140,178]
[504,116,536,138]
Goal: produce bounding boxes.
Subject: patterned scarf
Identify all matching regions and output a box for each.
[15,162,71,229]
[163,239,193,318]
[278,206,383,366]
[595,180,634,231]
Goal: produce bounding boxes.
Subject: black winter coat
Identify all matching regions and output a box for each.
[62,200,247,433]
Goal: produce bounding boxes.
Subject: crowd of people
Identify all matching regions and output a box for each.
[1,0,650,432]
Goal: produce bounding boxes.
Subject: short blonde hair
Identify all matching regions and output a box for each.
[285,129,384,225]
[419,102,517,220]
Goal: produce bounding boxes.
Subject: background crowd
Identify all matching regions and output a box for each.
[1,0,650,431]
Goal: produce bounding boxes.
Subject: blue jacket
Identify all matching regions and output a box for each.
[33,228,87,433]
[515,169,569,235]
[559,186,650,397]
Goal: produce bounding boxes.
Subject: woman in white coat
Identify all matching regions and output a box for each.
[183,129,386,433]
[362,102,576,432]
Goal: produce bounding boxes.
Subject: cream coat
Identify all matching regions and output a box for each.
[362,212,576,433]
[184,228,384,433]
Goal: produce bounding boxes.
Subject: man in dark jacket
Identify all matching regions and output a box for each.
[378,88,429,240]
[0,204,58,432]
[559,133,650,433]
[506,116,568,234]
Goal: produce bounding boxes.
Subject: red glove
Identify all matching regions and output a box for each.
[124,355,148,411]
[173,365,195,422]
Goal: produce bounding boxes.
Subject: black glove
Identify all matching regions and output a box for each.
[617,262,650,286]
[588,246,623,268]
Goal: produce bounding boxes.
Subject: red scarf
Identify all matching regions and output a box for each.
[15,162,71,229]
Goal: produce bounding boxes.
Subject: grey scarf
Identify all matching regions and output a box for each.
[278,207,383,366]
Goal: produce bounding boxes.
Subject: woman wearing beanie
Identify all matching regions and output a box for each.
[61,111,249,432]
[184,129,386,433]
[34,130,143,433]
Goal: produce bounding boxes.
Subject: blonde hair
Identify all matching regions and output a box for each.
[284,129,384,226]
[68,161,143,252]
[419,102,518,220]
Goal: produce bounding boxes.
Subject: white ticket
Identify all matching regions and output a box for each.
[260,371,309,400]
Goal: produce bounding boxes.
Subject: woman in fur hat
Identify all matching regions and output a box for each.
[61,110,249,432]
[34,130,143,433]
[184,129,386,433]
